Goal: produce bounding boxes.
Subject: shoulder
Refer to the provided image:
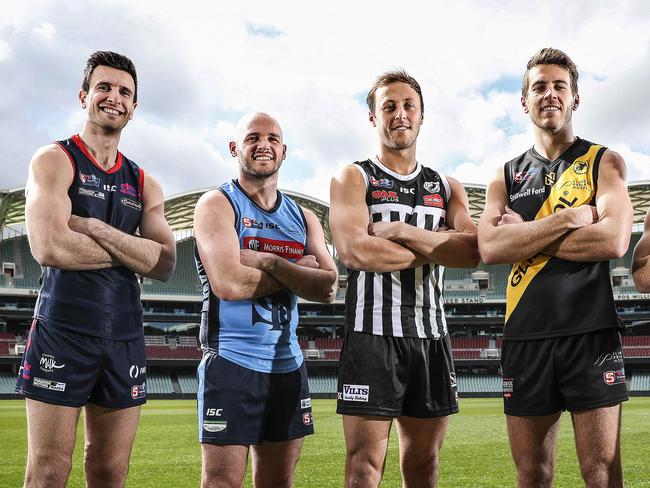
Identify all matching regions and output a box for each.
[196,188,231,209]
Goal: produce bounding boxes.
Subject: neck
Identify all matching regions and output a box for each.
[377,144,418,175]
[237,173,279,210]
[532,124,576,161]
[79,123,122,170]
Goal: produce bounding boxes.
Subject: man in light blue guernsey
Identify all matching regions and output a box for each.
[194,112,338,488]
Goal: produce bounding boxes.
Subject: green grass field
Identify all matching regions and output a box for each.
[1,397,649,487]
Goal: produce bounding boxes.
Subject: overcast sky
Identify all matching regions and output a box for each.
[2,0,650,203]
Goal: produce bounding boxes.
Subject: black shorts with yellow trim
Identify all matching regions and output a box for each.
[501,328,629,416]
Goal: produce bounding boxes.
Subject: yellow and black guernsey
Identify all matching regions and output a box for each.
[504,137,621,340]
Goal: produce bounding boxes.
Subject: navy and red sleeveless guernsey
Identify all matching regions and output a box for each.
[34,134,145,341]
[346,157,450,339]
[504,137,621,340]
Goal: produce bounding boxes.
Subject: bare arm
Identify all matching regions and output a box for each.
[194,190,284,301]
[477,166,595,264]
[633,210,650,292]
[69,173,176,281]
[240,209,338,303]
[543,150,632,261]
[368,177,479,268]
[25,144,115,270]
[329,165,426,273]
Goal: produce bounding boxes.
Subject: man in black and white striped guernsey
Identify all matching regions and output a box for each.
[330,69,479,487]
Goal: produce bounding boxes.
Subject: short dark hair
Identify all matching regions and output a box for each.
[82,51,138,102]
[522,48,578,97]
[366,69,424,114]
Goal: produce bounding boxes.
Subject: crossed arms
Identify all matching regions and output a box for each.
[25,144,176,280]
[329,165,479,274]
[193,190,338,303]
[477,150,632,265]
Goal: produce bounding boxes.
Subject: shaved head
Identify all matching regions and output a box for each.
[234,112,283,144]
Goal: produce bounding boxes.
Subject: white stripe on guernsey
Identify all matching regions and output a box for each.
[373,272,384,335]
[369,203,446,219]
[439,174,451,202]
[351,164,369,188]
[354,271,365,332]
[414,213,426,337]
[372,156,422,181]
[439,266,448,335]
[391,271,403,336]
[429,267,441,339]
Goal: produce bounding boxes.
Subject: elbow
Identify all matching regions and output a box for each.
[478,246,501,266]
[337,247,367,272]
[30,243,59,267]
[632,270,650,293]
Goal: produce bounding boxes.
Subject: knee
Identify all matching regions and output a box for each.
[580,458,622,487]
[201,466,243,488]
[402,448,440,485]
[514,460,555,487]
[84,453,130,486]
[25,452,72,488]
[345,450,384,487]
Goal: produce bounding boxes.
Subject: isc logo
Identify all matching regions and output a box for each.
[206,408,223,416]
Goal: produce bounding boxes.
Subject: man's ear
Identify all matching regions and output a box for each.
[229,141,237,157]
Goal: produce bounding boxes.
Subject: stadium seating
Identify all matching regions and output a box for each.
[630,370,650,392]
[308,375,337,394]
[147,373,174,394]
[457,374,501,393]
[0,371,17,393]
[177,373,198,394]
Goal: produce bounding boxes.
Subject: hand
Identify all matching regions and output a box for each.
[497,207,525,226]
[436,225,457,233]
[568,204,598,228]
[240,249,275,272]
[368,221,403,241]
[295,254,320,269]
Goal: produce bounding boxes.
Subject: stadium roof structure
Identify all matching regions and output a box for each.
[4,182,650,245]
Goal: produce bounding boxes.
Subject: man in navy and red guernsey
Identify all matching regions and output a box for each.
[16,51,176,488]
[194,112,337,488]
[478,48,632,487]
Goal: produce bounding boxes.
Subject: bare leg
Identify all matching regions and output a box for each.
[251,438,305,488]
[572,404,623,488]
[342,414,393,488]
[395,415,450,488]
[24,398,81,488]
[201,443,249,488]
[506,413,562,488]
[83,403,141,488]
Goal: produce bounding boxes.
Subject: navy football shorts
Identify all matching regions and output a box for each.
[337,329,459,418]
[198,353,314,445]
[15,319,147,408]
[501,328,629,416]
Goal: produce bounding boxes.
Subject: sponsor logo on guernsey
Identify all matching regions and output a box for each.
[502,377,513,398]
[342,384,369,402]
[242,237,305,259]
[79,173,100,187]
[560,180,592,193]
[423,194,444,208]
[129,365,146,379]
[513,166,538,183]
[120,183,138,197]
[369,176,393,189]
[594,351,624,367]
[603,369,626,386]
[302,412,313,425]
[424,181,440,193]
[33,377,66,392]
[242,217,280,230]
[573,160,589,175]
[301,398,312,409]
[509,186,546,203]
[131,381,147,399]
[121,198,142,211]
[371,189,399,202]
[78,187,105,200]
[544,172,556,186]
[203,421,227,432]
[39,353,65,373]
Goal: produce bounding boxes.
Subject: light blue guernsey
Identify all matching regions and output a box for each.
[195,179,308,373]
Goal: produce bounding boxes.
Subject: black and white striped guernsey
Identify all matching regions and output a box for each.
[345,157,450,339]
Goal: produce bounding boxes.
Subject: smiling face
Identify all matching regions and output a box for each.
[370,82,423,151]
[80,65,137,133]
[229,113,286,181]
[521,64,579,135]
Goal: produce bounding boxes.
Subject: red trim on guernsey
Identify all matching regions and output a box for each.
[139,168,145,199]
[55,141,76,173]
[71,134,123,174]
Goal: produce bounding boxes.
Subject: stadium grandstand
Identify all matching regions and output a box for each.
[2,183,650,399]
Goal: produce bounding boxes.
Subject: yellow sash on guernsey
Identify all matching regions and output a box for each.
[505,144,602,323]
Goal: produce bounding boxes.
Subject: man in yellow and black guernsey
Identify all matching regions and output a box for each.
[478,48,632,488]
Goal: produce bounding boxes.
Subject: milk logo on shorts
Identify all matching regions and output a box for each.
[301,398,312,409]
[129,364,147,379]
[341,384,369,402]
[203,407,227,432]
[424,181,440,193]
[39,353,65,373]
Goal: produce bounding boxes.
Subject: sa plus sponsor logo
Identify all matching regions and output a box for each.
[423,194,444,208]
[39,353,65,373]
[342,384,369,402]
[371,190,399,202]
[131,381,147,399]
[33,377,66,392]
[603,369,626,386]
